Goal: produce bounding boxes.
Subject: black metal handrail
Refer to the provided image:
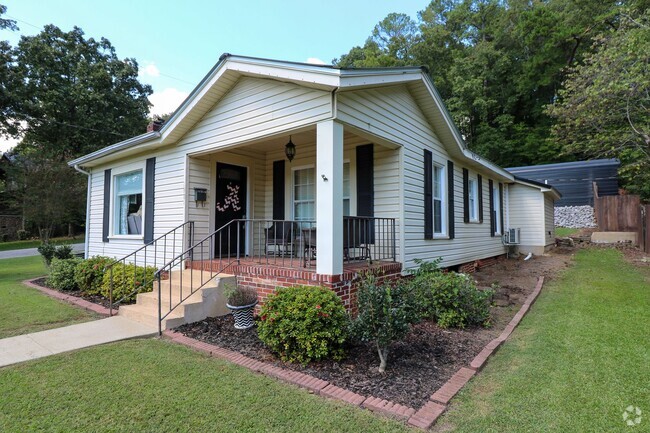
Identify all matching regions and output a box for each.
[106,221,194,315]
[155,219,246,335]
[154,216,397,335]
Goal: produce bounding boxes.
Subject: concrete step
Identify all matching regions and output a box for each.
[119,272,236,330]
[118,304,185,330]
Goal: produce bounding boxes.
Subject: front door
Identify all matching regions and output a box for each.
[215,163,247,257]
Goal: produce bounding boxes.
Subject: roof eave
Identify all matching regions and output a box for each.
[68,131,161,167]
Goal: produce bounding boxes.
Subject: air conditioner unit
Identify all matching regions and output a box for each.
[503,228,521,245]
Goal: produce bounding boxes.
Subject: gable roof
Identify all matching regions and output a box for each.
[68,54,513,181]
[513,175,562,200]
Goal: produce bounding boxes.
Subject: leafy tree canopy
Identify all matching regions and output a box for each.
[548,10,650,199]
[334,0,635,169]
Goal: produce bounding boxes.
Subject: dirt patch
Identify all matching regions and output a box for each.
[177,250,574,409]
[30,277,119,310]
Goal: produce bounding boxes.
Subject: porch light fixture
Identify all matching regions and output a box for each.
[285,136,296,162]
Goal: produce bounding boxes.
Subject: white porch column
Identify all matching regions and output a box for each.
[316,120,344,275]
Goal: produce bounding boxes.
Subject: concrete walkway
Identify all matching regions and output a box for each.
[0,316,157,368]
[0,243,85,259]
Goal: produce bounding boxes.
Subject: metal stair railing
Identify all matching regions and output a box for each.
[105,221,194,316]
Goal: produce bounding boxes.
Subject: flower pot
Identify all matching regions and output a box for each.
[226,301,258,330]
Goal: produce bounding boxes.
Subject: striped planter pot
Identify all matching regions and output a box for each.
[227,301,258,330]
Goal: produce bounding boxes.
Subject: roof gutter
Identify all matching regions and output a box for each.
[73,164,91,258]
[68,131,161,167]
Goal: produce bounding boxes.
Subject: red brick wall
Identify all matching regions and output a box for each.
[234,262,403,313]
[453,254,506,274]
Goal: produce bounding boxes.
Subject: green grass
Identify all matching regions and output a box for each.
[0,235,85,252]
[0,256,98,338]
[555,227,579,237]
[435,248,650,432]
[0,339,411,432]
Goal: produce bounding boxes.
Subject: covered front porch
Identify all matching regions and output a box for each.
[185,120,402,278]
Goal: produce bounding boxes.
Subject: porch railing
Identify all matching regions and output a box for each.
[105,221,194,316]
[153,216,396,335]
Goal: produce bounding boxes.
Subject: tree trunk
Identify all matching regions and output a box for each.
[377,343,388,373]
[68,222,74,238]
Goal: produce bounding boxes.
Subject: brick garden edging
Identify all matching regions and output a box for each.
[22,277,112,316]
[163,276,545,430]
[24,274,545,430]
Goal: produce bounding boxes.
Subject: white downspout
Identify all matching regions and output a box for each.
[73,164,91,258]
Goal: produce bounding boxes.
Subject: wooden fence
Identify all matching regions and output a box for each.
[640,205,650,253]
[593,182,650,253]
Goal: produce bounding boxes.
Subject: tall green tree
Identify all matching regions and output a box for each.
[548,10,650,199]
[0,4,19,137]
[2,24,152,238]
[11,25,152,159]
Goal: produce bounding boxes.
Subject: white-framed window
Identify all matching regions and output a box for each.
[468,178,478,221]
[343,162,350,216]
[493,183,501,234]
[113,170,143,235]
[293,166,315,221]
[433,163,446,235]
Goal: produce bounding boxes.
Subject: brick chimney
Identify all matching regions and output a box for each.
[146,118,164,132]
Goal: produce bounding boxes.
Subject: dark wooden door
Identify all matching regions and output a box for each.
[215,163,247,257]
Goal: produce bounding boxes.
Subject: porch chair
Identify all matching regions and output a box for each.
[265,221,298,257]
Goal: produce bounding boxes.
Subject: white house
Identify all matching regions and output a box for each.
[69,54,559,329]
[507,177,560,255]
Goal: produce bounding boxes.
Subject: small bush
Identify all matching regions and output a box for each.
[100,263,157,303]
[257,285,349,364]
[411,260,493,328]
[16,229,29,240]
[38,243,74,267]
[350,273,416,372]
[223,285,258,307]
[74,256,112,295]
[47,258,82,291]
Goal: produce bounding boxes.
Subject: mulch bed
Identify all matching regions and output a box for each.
[177,315,496,408]
[30,277,120,310]
[177,252,574,408]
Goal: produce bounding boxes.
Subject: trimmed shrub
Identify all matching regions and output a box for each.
[38,243,74,267]
[412,260,493,328]
[100,263,157,303]
[16,229,29,240]
[350,273,416,373]
[47,258,82,291]
[74,256,112,295]
[257,285,349,364]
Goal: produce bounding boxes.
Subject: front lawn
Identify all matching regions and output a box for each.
[0,235,84,252]
[0,256,98,338]
[0,339,411,432]
[435,248,650,431]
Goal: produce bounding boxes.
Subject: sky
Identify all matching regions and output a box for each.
[0,0,428,152]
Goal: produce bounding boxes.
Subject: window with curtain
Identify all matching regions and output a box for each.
[114,170,143,235]
[468,178,478,221]
[293,167,315,221]
[433,163,445,234]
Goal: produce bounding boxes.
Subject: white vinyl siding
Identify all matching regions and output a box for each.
[507,183,545,248]
[493,184,501,235]
[339,85,506,270]
[544,196,555,246]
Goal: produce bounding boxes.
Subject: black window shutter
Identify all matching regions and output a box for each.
[102,169,111,243]
[478,174,483,223]
[489,179,495,237]
[447,160,455,239]
[499,183,504,234]
[144,157,156,244]
[272,160,285,220]
[424,149,433,239]
[356,144,374,217]
[462,168,469,223]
